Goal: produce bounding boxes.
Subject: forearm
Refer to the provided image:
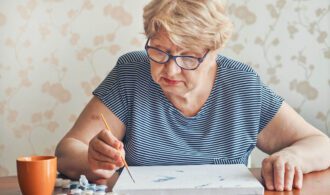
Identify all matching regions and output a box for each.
[55,137,115,181]
[278,135,330,173]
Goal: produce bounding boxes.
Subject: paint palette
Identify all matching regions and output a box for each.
[113,164,264,195]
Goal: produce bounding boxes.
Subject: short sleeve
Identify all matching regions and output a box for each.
[259,82,284,133]
[92,63,129,126]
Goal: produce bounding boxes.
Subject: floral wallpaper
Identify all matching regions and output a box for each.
[0,0,329,176]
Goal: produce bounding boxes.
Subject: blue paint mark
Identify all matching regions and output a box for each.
[195,183,210,188]
[153,176,176,182]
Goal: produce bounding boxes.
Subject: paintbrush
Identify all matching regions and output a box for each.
[100,113,136,183]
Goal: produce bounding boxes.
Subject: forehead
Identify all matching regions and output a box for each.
[151,32,176,47]
[150,32,196,53]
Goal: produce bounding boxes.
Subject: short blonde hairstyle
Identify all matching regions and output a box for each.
[143,0,233,52]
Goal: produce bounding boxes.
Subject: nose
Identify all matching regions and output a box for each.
[164,57,181,76]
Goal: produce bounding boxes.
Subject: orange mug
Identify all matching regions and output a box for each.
[16,156,57,195]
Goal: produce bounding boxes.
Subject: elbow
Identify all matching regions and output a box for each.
[56,154,82,180]
[55,141,63,158]
[55,140,66,170]
[324,136,330,168]
[54,140,80,180]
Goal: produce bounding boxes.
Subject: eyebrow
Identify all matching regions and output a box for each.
[150,39,200,56]
[151,39,169,48]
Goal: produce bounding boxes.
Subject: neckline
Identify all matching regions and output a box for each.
[159,62,221,121]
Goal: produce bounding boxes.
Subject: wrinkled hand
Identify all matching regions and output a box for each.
[88,129,125,172]
[261,151,303,191]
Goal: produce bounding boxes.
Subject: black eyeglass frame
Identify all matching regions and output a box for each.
[145,38,209,70]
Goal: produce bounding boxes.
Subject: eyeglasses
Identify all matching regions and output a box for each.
[145,38,209,70]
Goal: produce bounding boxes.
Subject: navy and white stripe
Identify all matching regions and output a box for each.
[93,51,283,166]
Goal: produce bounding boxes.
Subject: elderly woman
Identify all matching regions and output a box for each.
[55,0,330,192]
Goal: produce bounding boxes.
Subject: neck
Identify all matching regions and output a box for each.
[166,65,217,117]
[167,94,206,117]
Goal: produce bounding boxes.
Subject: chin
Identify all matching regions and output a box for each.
[160,84,185,96]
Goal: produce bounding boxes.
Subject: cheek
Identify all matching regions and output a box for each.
[150,62,162,82]
[184,74,197,88]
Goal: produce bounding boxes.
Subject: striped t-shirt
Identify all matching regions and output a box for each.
[93,51,283,166]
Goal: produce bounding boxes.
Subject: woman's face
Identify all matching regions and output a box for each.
[148,31,218,98]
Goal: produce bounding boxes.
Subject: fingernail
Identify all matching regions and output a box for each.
[267,185,274,190]
[277,185,283,191]
[284,185,291,191]
[116,159,122,164]
[119,160,124,165]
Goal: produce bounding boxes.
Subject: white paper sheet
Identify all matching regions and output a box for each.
[112,164,264,195]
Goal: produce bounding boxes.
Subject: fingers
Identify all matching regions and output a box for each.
[92,137,121,160]
[94,178,107,185]
[262,155,304,192]
[88,146,124,170]
[283,163,295,191]
[293,167,303,189]
[89,158,116,170]
[273,159,285,191]
[89,142,122,164]
[261,158,274,190]
[88,130,125,171]
[98,129,122,149]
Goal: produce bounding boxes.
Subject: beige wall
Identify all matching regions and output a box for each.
[0,0,329,176]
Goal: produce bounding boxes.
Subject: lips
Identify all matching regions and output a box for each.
[163,77,180,85]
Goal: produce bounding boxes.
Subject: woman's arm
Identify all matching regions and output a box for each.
[55,96,126,182]
[257,101,330,191]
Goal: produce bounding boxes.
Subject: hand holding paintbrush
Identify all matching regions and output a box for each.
[87,112,135,183]
[100,113,135,183]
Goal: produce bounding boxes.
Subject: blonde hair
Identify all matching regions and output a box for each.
[143,0,233,52]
